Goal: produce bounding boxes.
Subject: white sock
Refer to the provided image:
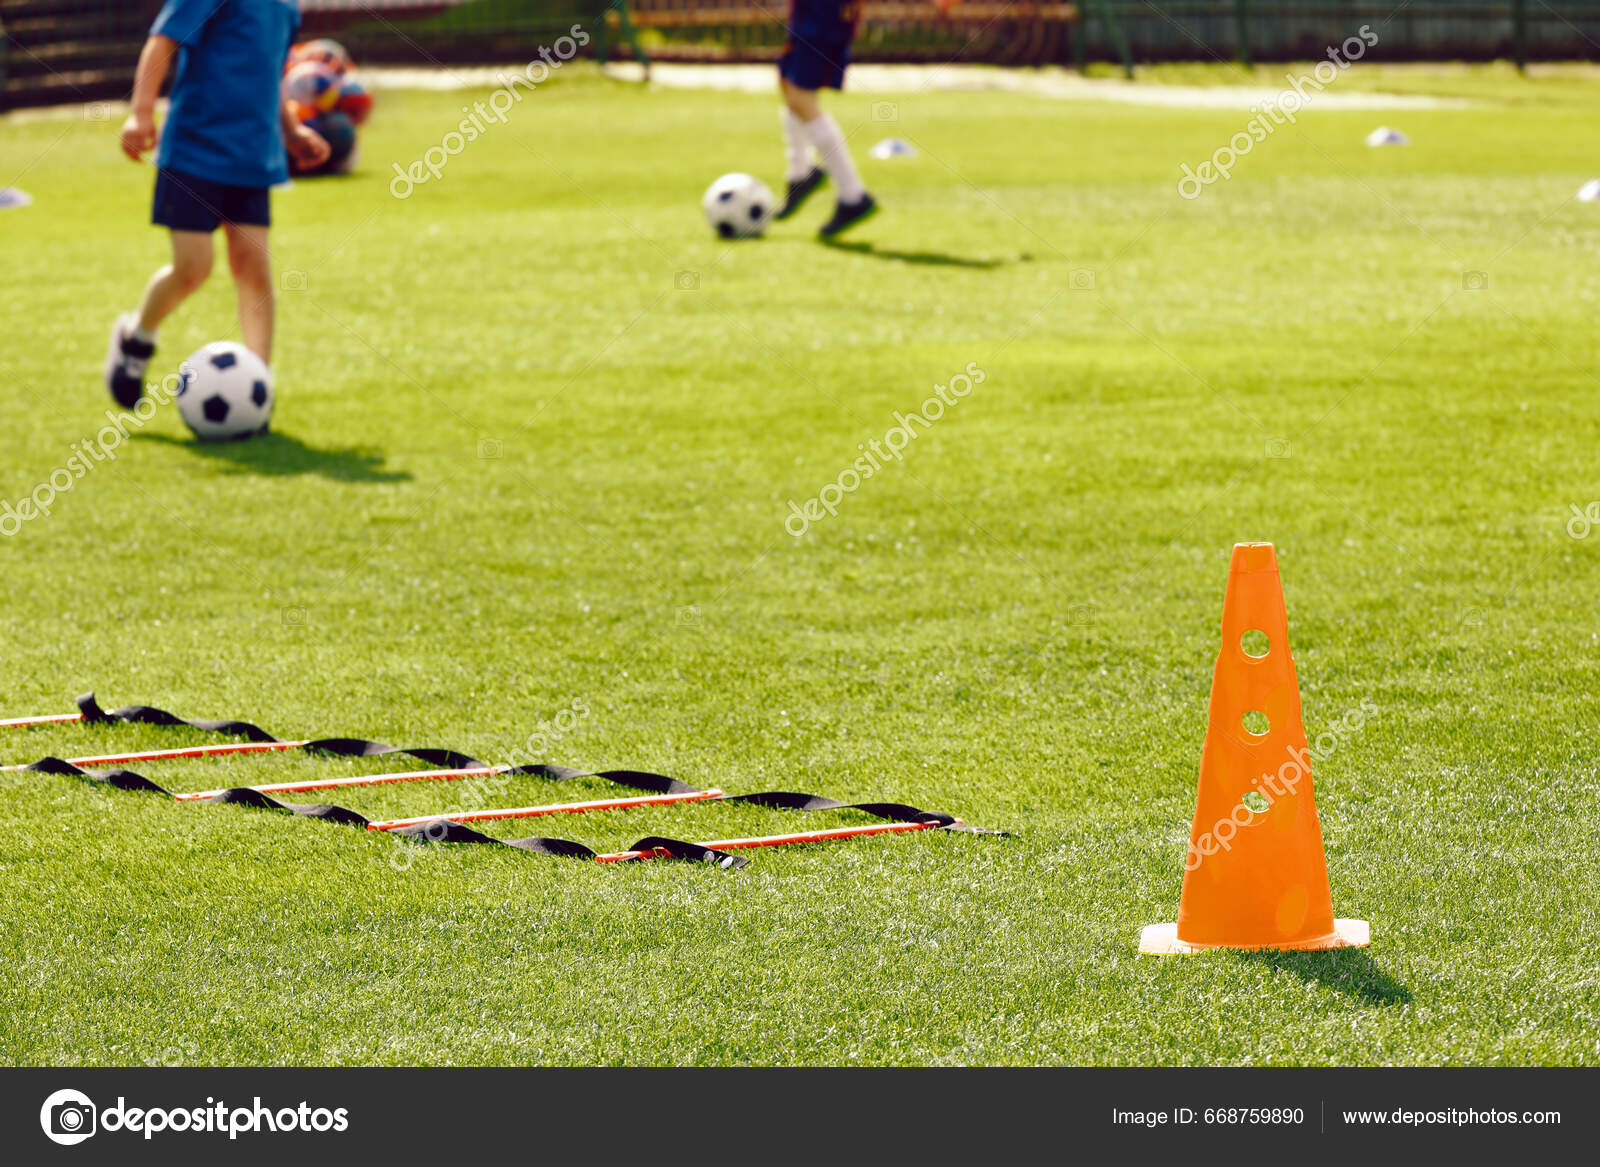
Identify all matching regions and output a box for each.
[802,112,866,203]
[131,325,157,346]
[781,109,814,182]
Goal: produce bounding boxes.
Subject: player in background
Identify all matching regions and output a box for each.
[775,0,955,236]
[106,0,328,407]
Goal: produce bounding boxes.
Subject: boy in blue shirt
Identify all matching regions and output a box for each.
[106,0,328,407]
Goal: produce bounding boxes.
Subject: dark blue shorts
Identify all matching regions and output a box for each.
[779,5,858,91]
[779,38,852,91]
[152,167,271,232]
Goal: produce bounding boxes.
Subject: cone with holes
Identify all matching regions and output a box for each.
[1140,542,1368,954]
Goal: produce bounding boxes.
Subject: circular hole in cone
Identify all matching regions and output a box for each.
[1240,628,1270,658]
[1242,710,1270,736]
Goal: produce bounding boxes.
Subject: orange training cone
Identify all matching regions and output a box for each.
[1140,543,1368,954]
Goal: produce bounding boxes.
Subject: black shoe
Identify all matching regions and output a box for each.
[775,167,826,220]
[818,193,878,238]
[105,312,155,408]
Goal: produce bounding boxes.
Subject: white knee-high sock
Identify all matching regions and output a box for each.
[781,109,814,182]
[802,112,866,202]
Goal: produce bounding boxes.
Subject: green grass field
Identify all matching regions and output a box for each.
[2,63,1598,1066]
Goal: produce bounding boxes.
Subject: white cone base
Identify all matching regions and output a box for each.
[1138,918,1369,955]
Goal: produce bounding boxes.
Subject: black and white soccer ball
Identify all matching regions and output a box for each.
[176,342,274,441]
[701,173,775,239]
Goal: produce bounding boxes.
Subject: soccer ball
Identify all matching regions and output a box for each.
[290,38,350,74]
[176,343,274,442]
[702,173,774,239]
[336,78,373,126]
[282,61,342,119]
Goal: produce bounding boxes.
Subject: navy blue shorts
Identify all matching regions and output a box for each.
[779,38,852,91]
[779,2,859,91]
[152,167,271,232]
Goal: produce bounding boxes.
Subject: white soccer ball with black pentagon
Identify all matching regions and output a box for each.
[702,173,774,239]
[176,342,274,441]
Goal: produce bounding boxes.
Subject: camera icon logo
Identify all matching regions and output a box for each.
[477,438,504,460]
[84,103,110,122]
[871,101,898,122]
[675,271,700,291]
[1568,501,1600,540]
[1265,437,1292,459]
[1461,270,1488,290]
[40,1089,97,1146]
[281,606,308,627]
[1069,268,1096,291]
[282,269,308,292]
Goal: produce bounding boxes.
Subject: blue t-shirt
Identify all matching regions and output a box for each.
[152,0,300,189]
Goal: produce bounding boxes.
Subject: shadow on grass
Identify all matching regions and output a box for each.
[139,432,411,483]
[1238,947,1412,1007]
[819,239,1011,269]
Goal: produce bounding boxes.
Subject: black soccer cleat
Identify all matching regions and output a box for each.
[775,167,826,220]
[104,312,155,408]
[818,193,878,238]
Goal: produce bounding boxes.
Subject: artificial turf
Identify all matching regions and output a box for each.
[1,63,1598,1066]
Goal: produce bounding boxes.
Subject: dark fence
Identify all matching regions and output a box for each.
[1082,2,1600,64]
[2,0,155,108]
[621,1,1078,66]
[4,0,1600,110]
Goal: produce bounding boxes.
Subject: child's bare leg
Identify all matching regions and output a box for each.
[137,230,214,334]
[780,77,822,122]
[107,229,211,405]
[224,223,274,364]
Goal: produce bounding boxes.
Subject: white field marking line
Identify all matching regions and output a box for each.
[0,63,1510,121]
[592,62,1473,109]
